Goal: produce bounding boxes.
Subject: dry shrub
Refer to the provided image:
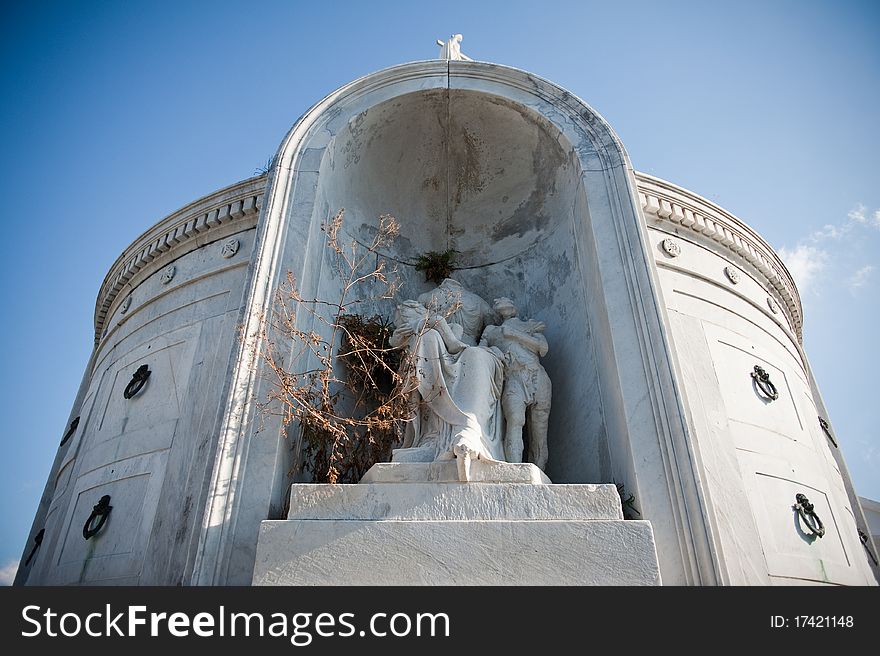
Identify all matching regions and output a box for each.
[251,210,414,483]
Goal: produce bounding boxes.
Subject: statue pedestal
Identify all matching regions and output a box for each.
[361,460,551,484]
[252,467,662,585]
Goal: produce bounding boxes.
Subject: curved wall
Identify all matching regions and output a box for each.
[638,172,877,584]
[18,178,264,585]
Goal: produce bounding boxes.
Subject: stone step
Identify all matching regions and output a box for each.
[253,518,661,585]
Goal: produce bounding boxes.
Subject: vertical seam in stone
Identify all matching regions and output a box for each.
[445,61,451,251]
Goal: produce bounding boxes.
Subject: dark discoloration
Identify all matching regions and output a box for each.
[342,89,449,171]
[490,107,567,242]
[422,175,442,192]
[174,495,192,545]
[519,244,574,317]
[341,112,368,169]
[453,127,486,205]
[548,250,573,287]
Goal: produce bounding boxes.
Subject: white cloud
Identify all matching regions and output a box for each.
[857,440,880,468]
[847,265,875,293]
[847,203,867,224]
[781,203,880,296]
[0,560,19,586]
[778,244,828,295]
[806,204,880,244]
[810,223,845,240]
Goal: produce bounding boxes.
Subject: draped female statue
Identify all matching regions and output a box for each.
[390,282,505,480]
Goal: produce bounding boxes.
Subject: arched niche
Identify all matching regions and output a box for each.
[310,86,604,487]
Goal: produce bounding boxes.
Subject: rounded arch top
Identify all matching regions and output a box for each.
[271,60,632,188]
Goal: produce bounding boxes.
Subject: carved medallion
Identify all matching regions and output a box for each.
[120,295,132,314]
[724,266,741,284]
[660,238,681,258]
[160,265,176,284]
[767,297,779,314]
[221,238,240,259]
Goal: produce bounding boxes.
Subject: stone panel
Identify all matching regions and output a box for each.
[652,224,876,585]
[739,451,861,585]
[49,450,168,584]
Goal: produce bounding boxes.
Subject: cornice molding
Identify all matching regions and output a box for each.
[93,176,267,344]
[635,171,803,341]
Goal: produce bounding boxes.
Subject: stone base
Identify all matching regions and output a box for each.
[252,483,661,585]
[361,460,551,484]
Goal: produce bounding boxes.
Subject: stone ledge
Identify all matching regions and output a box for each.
[286,482,624,521]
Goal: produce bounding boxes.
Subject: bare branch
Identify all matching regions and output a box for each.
[244,210,424,483]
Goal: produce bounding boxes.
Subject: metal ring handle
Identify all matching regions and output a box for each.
[751,365,779,401]
[60,416,80,446]
[24,528,45,566]
[794,493,825,538]
[818,416,838,448]
[123,364,151,399]
[82,495,113,540]
[860,529,879,565]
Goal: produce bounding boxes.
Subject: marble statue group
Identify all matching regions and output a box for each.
[390,278,551,481]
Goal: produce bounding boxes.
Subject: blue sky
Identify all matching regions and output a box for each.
[0,0,877,583]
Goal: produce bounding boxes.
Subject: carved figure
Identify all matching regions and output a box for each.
[391,287,505,481]
[436,33,473,61]
[480,297,551,469]
[417,278,491,346]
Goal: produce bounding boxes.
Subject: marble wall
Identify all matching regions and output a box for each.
[17,180,263,585]
[639,173,878,584]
